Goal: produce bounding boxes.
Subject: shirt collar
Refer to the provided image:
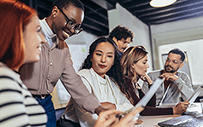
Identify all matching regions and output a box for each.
[40,18,56,39]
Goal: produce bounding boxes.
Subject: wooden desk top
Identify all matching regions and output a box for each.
[135,103,202,127]
[136,115,180,127]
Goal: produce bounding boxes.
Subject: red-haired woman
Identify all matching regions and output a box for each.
[0,0,47,126]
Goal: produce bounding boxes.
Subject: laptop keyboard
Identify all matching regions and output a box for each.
[176,116,203,127]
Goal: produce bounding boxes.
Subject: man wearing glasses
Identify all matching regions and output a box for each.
[20,0,106,126]
[142,48,194,106]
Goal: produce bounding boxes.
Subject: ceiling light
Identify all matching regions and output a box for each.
[150,0,177,7]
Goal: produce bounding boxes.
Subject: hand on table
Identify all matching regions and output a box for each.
[94,106,144,127]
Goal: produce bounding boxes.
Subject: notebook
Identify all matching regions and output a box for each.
[157,85,203,108]
[120,77,164,115]
[158,114,203,127]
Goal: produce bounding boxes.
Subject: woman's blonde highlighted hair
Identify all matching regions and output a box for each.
[120,45,148,81]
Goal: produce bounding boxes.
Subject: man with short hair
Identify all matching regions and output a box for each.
[20,0,105,126]
[108,25,134,58]
[142,48,194,106]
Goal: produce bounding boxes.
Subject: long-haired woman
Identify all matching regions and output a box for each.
[119,46,189,116]
[64,37,142,127]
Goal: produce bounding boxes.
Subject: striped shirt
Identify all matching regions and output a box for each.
[0,63,47,127]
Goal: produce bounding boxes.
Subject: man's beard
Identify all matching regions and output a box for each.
[164,65,178,73]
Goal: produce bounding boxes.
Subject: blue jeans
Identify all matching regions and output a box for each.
[34,95,56,127]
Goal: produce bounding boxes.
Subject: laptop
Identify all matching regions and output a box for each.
[158,86,203,127]
[158,114,203,127]
[120,77,164,115]
[157,85,203,108]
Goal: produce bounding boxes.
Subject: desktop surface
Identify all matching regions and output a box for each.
[136,115,180,127]
[135,102,202,127]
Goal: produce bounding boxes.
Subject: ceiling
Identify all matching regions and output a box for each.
[20,0,203,37]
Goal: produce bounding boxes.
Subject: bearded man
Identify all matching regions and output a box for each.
[142,48,194,106]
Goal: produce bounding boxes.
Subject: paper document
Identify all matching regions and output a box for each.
[121,78,164,115]
[188,85,203,104]
[135,77,164,108]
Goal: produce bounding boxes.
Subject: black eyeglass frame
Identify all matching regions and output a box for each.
[57,7,83,34]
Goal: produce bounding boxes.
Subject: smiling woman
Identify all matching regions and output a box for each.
[0,0,47,126]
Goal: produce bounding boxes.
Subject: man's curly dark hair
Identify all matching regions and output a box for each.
[108,25,134,42]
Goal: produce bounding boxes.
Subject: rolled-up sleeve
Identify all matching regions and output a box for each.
[60,49,100,114]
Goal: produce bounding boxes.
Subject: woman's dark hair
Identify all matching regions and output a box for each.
[80,36,124,87]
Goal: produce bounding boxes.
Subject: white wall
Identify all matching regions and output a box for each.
[108,3,153,71]
[66,31,98,52]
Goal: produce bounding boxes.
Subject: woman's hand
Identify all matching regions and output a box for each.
[100,102,116,110]
[94,106,144,127]
[140,75,153,85]
[173,100,190,114]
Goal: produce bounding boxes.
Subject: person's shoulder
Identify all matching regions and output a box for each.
[176,71,189,77]
[78,69,90,76]
[0,63,16,79]
[0,63,22,90]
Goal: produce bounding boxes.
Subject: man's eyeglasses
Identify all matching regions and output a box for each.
[58,7,83,34]
[166,58,182,64]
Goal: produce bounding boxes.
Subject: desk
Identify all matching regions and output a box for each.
[136,103,202,127]
[136,115,180,127]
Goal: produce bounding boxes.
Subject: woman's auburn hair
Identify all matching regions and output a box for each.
[0,0,36,70]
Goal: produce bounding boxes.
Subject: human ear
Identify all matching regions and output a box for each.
[179,62,184,68]
[52,6,59,18]
[112,37,118,43]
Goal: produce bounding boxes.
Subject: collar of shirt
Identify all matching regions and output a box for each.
[119,52,123,59]
[40,18,57,47]
[90,68,108,85]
